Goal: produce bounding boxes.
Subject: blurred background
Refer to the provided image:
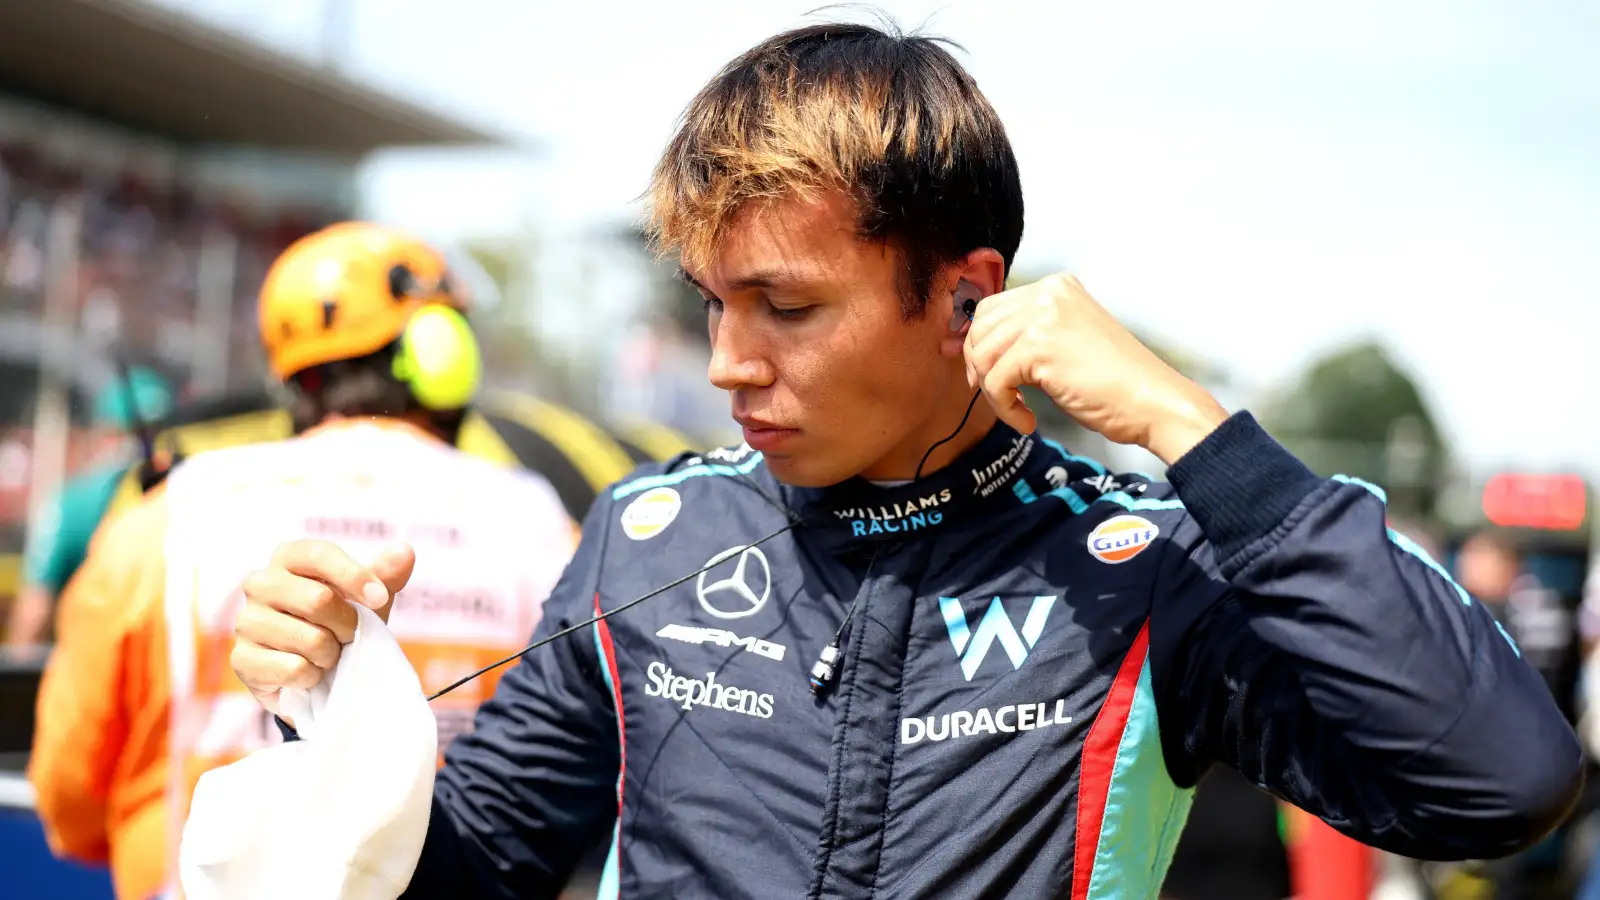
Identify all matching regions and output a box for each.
[0,1,1594,898]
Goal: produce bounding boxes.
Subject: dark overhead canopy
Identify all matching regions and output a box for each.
[0,0,503,156]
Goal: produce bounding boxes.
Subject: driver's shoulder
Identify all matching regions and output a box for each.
[605,441,765,507]
[599,442,770,541]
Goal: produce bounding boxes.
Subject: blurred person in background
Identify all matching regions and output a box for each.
[1457,529,1578,721]
[95,314,697,531]
[228,21,1580,898]
[5,365,172,648]
[25,223,579,900]
[67,219,675,893]
[98,379,675,529]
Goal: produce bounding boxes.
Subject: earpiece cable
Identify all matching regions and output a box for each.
[913,388,983,483]
[426,520,800,700]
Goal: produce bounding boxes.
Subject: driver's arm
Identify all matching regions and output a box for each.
[1148,414,1582,861]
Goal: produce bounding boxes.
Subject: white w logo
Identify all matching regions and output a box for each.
[938,596,1057,681]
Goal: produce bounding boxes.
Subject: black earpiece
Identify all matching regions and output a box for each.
[949,280,982,333]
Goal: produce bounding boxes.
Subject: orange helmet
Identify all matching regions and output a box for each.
[258,222,467,381]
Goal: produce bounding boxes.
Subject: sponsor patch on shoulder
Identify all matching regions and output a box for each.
[621,486,682,541]
[1087,514,1159,564]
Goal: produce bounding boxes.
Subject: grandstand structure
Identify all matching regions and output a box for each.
[0,0,499,604]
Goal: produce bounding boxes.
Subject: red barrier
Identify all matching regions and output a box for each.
[1285,805,1376,900]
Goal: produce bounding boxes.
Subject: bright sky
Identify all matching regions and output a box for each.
[153,0,1599,476]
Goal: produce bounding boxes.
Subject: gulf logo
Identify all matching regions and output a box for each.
[621,486,682,541]
[1087,515,1160,564]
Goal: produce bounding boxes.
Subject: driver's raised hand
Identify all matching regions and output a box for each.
[229,540,416,718]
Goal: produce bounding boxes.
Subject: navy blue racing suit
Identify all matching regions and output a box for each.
[289,412,1582,898]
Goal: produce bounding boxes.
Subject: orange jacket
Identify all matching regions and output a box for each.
[29,486,172,900]
[28,420,578,900]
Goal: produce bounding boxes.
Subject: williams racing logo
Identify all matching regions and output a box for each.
[833,488,952,538]
[939,595,1057,681]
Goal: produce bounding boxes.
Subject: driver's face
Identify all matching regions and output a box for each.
[686,192,954,488]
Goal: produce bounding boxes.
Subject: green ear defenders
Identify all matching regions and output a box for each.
[388,264,484,411]
[391,304,482,410]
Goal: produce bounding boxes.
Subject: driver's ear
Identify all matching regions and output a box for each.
[937,249,1005,357]
[955,248,1006,298]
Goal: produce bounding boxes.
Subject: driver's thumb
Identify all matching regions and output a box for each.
[367,542,416,624]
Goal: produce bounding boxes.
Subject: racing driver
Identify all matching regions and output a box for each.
[229,21,1584,899]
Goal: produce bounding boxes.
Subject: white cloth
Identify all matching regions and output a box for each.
[178,604,438,900]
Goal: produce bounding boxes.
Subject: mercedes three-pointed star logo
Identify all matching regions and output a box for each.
[695,544,772,619]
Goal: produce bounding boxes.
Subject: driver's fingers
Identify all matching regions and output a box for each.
[270,540,391,610]
[965,309,1027,381]
[231,637,328,693]
[979,350,1039,435]
[240,567,357,644]
[366,544,416,625]
[234,600,345,672]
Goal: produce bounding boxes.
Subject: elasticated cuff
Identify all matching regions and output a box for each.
[1165,411,1323,570]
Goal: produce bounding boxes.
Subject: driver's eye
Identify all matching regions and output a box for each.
[769,305,811,321]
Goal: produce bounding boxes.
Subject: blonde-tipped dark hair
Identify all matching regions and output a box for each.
[647,18,1024,315]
